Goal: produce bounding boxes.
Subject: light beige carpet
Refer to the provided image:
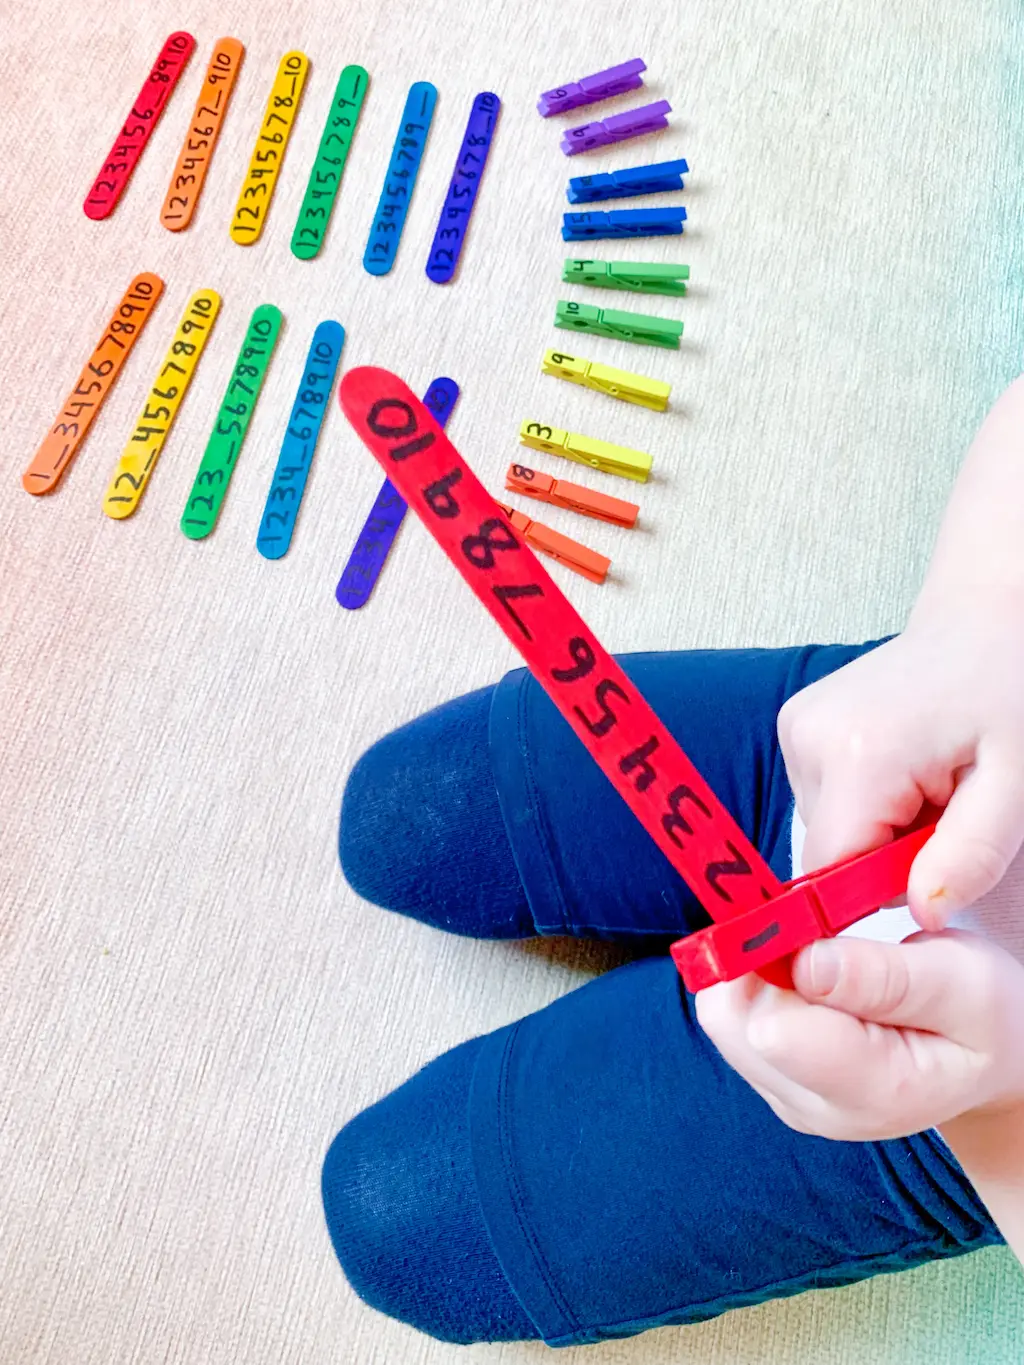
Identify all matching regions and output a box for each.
[1,0,1023,1361]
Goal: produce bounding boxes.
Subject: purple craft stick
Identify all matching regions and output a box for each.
[560,99,671,156]
[425,92,500,284]
[335,378,460,609]
[537,58,646,117]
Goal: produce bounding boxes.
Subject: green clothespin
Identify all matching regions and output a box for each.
[554,299,683,349]
[562,258,689,297]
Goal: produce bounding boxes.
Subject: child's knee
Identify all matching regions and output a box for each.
[338,685,533,938]
[321,1038,538,1344]
[321,1108,442,1335]
[338,687,496,911]
[338,733,406,909]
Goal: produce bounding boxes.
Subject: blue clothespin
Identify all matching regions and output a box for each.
[561,207,687,241]
[567,158,688,204]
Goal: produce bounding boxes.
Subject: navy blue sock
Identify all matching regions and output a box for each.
[321,1034,539,1343]
[340,684,535,938]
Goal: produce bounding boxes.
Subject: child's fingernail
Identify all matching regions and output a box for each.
[807,941,841,994]
[926,887,954,924]
[915,888,951,932]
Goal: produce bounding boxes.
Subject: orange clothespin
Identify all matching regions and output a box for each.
[496,501,610,584]
[505,463,639,528]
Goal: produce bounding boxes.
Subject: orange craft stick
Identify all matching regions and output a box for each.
[505,462,639,528]
[497,501,610,584]
[22,272,163,494]
[160,37,244,231]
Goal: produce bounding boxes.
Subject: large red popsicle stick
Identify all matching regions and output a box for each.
[337,366,934,990]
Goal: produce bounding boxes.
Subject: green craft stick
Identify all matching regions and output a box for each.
[562,258,690,297]
[554,299,683,349]
[291,64,370,260]
[180,304,282,540]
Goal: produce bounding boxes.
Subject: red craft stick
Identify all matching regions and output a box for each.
[337,367,935,990]
[84,31,196,220]
[339,368,783,918]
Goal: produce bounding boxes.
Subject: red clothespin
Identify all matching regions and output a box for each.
[496,501,611,583]
[671,816,939,991]
[505,463,640,528]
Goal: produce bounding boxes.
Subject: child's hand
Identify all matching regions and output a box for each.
[777,610,1024,929]
[695,930,1024,1142]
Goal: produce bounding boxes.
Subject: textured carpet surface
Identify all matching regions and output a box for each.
[1,0,1023,1361]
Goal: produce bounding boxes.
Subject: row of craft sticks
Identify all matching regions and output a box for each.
[22,272,345,560]
[83,32,499,278]
[24,299,627,587]
[19,271,629,598]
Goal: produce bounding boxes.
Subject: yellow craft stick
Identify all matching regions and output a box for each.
[519,420,652,482]
[541,349,670,412]
[102,289,220,519]
[230,50,309,245]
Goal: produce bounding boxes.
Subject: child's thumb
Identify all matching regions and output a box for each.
[792,935,968,1035]
[907,762,1024,928]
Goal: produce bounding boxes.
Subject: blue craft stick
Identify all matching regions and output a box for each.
[335,377,460,608]
[256,321,344,560]
[425,92,500,284]
[363,81,437,276]
[561,207,687,240]
[567,157,688,204]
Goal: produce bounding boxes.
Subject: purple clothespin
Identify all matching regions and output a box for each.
[560,100,671,156]
[537,58,646,117]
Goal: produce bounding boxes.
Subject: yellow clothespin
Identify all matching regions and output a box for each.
[541,349,670,411]
[519,420,652,482]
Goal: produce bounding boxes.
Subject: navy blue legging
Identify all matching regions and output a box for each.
[323,644,1000,1347]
